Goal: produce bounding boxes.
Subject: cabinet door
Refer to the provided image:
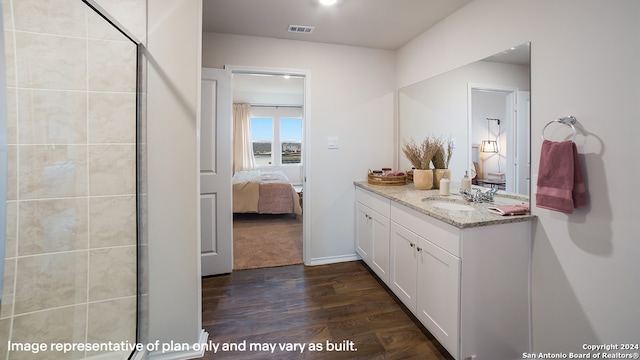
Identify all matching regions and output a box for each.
[417,236,460,359]
[370,210,390,285]
[355,202,372,263]
[390,222,418,313]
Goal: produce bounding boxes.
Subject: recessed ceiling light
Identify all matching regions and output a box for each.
[319,0,337,6]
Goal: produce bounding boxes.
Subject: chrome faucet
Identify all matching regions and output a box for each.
[460,188,498,203]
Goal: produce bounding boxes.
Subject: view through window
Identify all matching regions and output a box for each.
[251,107,302,166]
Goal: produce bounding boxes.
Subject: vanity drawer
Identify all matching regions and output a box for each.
[391,202,460,257]
[356,187,390,217]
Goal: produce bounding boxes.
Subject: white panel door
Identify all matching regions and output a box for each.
[200,68,232,276]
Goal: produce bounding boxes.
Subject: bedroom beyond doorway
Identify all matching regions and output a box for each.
[229,66,308,270]
[233,213,303,270]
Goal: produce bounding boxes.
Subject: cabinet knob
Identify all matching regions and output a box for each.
[417,247,422,252]
[410,243,415,248]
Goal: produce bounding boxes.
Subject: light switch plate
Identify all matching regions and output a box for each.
[327,136,338,149]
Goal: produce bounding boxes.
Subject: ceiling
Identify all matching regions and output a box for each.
[203,0,474,50]
[208,0,528,105]
[233,73,305,106]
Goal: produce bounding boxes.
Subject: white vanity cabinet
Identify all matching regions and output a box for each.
[355,187,391,284]
[391,203,461,359]
[389,222,419,312]
[356,185,532,360]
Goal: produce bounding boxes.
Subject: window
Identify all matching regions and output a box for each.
[280,118,302,164]
[250,107,303,166]
[251,117,273,166]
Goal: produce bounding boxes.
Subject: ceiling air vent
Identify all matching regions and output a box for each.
[288,25,315,34]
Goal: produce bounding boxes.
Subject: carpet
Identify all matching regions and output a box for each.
[233,213,303,270]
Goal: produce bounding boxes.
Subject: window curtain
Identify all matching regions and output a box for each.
[233,103,256,172]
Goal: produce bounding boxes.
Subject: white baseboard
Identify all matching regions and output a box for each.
[305,253,359,266]
[146,329,209,360]
[130,349,147,360]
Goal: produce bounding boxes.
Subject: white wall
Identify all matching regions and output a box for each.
[471,90,507,177]
[398,0,640,351]
[203,33,396,263]
[146,0,203,349]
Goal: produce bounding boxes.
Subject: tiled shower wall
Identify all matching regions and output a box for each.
[1,0,138,359]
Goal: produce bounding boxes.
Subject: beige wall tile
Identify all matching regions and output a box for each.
[14,251,88,314]
[12,0,86,37]
[18,89,87,145]
[4,31,15,87]
[4,201,17,258]
[90,195,136,248]
[2,0,13,30]
[88,39,137,92]
[19,145,88,200]
[87,8,128,41]
[87,297,136,347]
[15,32,87,90]
[18,198,89,256]
[88,92,136,144]
[89,246,136,301]
[1,258,15,319]
[6,87,16,145]
[93,0,146,44]
[0,318,9,359]
[6,145,16,200]
[10,305,87,360]
[88,145,135,196]
[2,1,141,353]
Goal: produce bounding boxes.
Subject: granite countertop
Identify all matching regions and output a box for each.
[354,181,536,229]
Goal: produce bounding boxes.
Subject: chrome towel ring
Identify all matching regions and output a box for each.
[542,115,577,141]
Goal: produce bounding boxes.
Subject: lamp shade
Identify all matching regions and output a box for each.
[481,140,499,153]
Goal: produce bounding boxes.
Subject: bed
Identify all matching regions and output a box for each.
[233,170,302,215]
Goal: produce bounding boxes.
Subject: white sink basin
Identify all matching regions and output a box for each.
[424,199,475,211]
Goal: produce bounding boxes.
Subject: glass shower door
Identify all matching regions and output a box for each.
[1,1,142,359]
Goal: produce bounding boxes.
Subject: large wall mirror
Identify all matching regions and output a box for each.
[398,42,531,198]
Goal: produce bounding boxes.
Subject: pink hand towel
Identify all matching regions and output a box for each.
[487,204,530,216]
[536,140,588,213]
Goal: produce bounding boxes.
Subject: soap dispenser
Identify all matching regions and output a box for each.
[461,171,472,192]
[439,172,450,196]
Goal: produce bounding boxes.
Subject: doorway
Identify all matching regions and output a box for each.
[469,84,527,194]
[227,66,310,270]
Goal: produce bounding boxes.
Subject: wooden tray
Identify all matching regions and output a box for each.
[406,171,413,182]
[367,170,406,186]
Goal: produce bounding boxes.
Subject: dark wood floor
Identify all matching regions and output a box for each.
[201,261,454,359]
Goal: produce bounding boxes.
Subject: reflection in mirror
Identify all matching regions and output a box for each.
[399,43,530,198]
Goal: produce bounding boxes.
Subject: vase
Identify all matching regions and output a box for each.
[413,169,433,190]
[433,169,451,189]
